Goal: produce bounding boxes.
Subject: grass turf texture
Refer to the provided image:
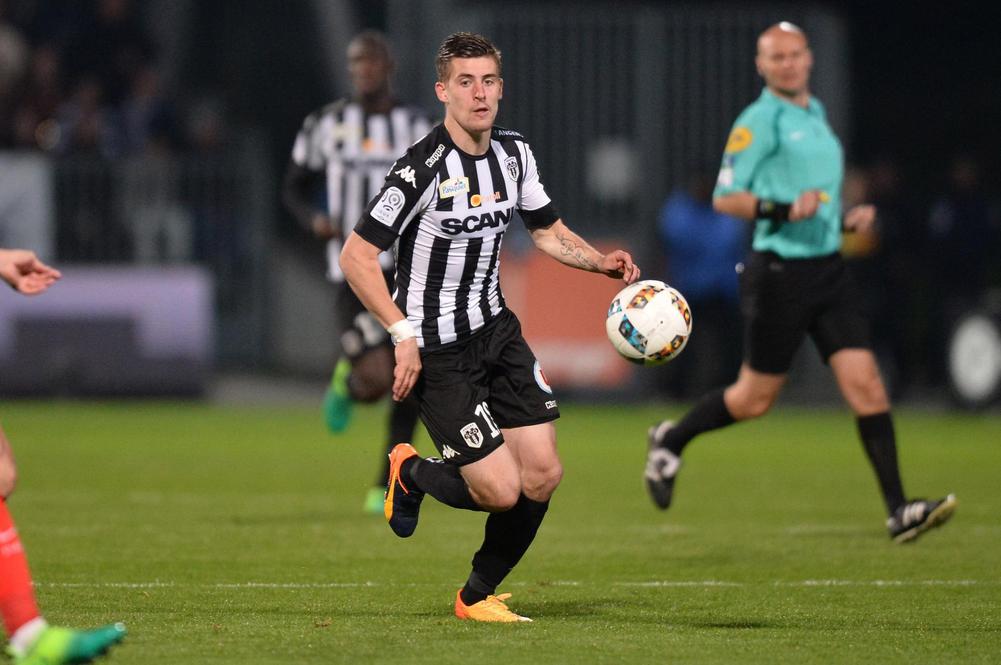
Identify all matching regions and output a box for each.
[1,401,998,664]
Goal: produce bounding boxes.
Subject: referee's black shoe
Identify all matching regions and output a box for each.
[887,494,958,543]
[645,421,681,510]
[385,443,425,538]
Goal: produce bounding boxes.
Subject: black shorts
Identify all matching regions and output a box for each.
[335,271,395,360]
[414,308,560,466]
[739,251,871,374]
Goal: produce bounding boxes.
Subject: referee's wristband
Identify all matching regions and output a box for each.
[755,199,792,222]
[387,319,416,345]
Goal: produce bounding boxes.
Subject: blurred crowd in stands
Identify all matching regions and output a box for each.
[0,0,225,157]
[1,0,998,393]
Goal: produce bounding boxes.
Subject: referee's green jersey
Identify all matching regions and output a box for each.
[714,88,843,259]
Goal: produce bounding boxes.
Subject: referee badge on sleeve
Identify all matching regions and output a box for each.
[725,127,753,153]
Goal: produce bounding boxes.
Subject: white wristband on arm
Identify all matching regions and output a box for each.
[387,319,416,345]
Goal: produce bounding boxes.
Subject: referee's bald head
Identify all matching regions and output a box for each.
[757,22,808,53]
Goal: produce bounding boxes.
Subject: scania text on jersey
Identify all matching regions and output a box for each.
[440,207,514,236]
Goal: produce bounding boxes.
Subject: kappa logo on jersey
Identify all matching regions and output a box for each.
[441,445,459,459]
[504,156,519,181]
[425,143,445,167]
[441,207,514,236]
[395,165,418,188]
[438,177,470,199]
[371,186,406,225]
[533,360,553,395]
[460,423,484,449]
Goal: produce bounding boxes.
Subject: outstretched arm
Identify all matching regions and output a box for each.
[529,219,640,283]
[0,249,61,295]
[340,233,420,401]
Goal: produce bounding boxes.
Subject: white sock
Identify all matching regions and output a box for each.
[9,617,48,658]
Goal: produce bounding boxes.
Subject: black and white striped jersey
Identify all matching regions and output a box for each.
[355,124,560,349]
[290,99,432,280]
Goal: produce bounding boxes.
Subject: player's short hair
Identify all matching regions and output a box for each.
[350,29,393,63]
[435,32,502,83]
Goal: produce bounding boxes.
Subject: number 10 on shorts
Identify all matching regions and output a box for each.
[460,402,500,450]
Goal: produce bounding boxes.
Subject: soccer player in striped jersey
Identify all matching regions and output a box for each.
[0,248,126,664]
[282,31,432,514]
[341,32,640,622]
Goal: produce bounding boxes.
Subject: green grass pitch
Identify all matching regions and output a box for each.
[2,400,999,664]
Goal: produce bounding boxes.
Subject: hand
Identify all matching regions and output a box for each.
[392,338,422,401]
[843,204,877,234]
[600,250,641,284]
[311,213,340,240]
[0,249,61,295]
[790,190,822,221]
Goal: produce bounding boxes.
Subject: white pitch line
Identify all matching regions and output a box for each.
[37,579,994,590]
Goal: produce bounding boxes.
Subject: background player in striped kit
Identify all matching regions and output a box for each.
[282,31,432,514]
[0,248,126,665]
[341,32,640,622]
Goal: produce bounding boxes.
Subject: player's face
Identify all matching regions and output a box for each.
[756,31,812,98]
[435,56,503,135]
[348,43,391,97]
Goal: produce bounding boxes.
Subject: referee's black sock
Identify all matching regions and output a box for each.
[856,412,907,515]
[461,495,550,606]
[376,396,421,487]
[405,458,482,511]
[662,388,735,456]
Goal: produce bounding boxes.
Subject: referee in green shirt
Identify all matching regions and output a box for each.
[644,22,956,543]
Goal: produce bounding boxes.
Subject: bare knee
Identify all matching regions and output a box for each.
[0,462,16,499]
[845,373,890,414]
[725,387,776,420]
[469,478,521,512]
[522,461,563,502]
[348,348,393,402]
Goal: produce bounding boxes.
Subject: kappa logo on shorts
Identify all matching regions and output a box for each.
[460,423,484,448]
[441,445,459,459]
[371,186,405,225]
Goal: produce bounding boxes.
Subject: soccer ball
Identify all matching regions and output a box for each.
[605,280,692,365]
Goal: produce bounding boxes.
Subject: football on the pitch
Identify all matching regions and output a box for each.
[605,280,692,365]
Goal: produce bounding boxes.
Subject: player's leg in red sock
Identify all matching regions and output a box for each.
[0,498,42,640]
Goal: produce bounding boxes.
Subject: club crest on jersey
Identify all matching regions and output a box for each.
[504,156,519,181]
[395,165,417,188]
[371,186,405,225]
[460,422,484,448]
[438,177,470,199]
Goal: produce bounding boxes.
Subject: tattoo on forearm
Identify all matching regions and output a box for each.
[556,229,599,271]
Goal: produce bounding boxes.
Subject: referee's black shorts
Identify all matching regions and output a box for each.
[414,308,560,466]
[739,251,871,374]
